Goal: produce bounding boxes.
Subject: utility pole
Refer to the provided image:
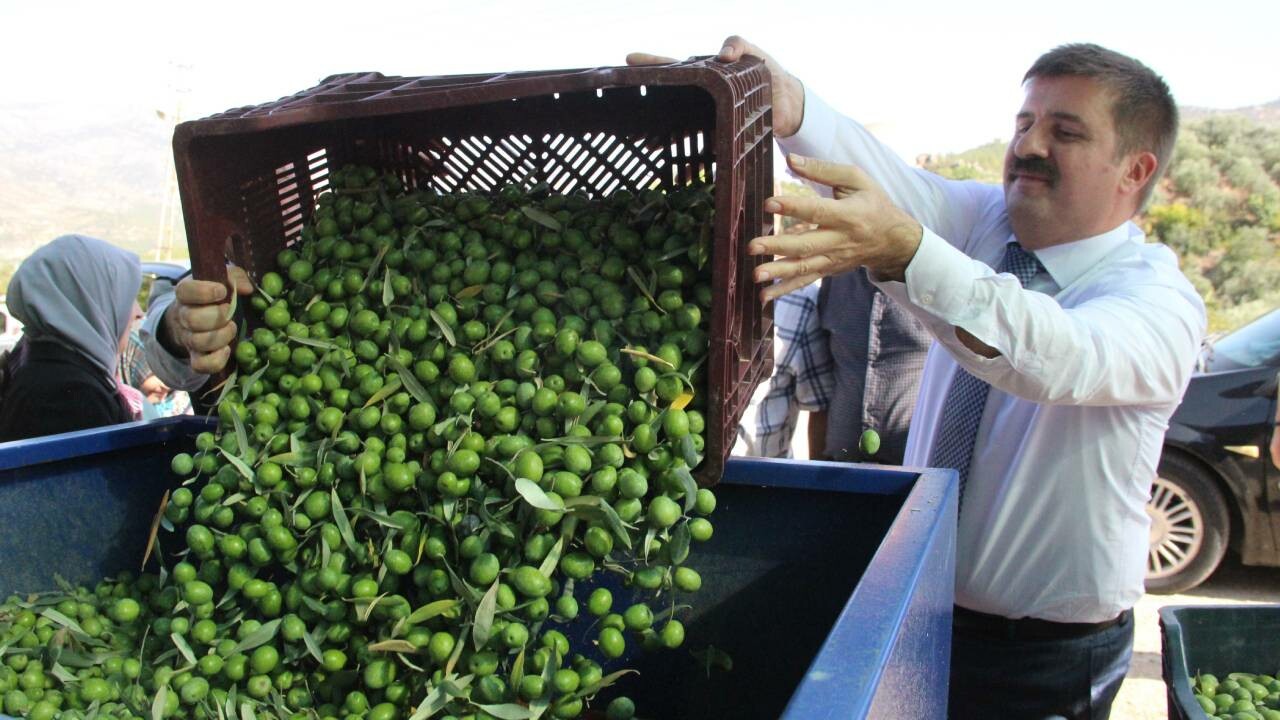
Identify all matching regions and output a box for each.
[154,61,192,261]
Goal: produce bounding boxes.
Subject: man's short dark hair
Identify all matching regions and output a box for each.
[1025,43,1178,209]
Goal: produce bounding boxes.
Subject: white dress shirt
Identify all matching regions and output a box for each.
[781,88,1206,622]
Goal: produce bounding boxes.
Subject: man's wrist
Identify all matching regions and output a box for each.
[873,220,925,283]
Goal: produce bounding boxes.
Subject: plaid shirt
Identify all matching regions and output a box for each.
[734,282,834,458]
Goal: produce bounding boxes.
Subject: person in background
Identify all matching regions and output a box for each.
[808,269,931,463]
[121,326,191,419]
[634,37,1205,719]
[0,235,144,441]
[733,281,833,458]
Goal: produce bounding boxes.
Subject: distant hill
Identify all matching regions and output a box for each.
[0,102,184,269]
[1182,98,1280,127]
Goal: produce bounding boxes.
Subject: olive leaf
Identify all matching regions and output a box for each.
[527,650,559,718]
[456,284,485,300]
[387,356,431,405]
[563,495,633,550]
[382,267,395,307]
[362,375,403,408]
[406,599,460,626]
[472,579,501,651]
[151,685,168,720]
[670,390,694,410]
[301,628,325,665]
[361,243,392,292]
[408,674,473,720]
[49,661,77,684]
[672,465,699,514]
[538,536,565,578]
[346,507,410,529]
[514,478,564,512]
[521,206,562,232]
[444,628,470,676]
[668,521,692,566]
[204,367,239,408]
[230,618,281,655]
[229,404,249,458]
[368,639,419,654]
[620,347,675,370]
[510,647,527,693]
[428,308,457,347]
[691,644,734,678]
[237,363,270,404]
[627,266,666,315]
[218,447,253,481]
[578,400,607,429]
[170,632,197,665]
[141,489,170,571]
[571,668,640,700]
[40,609,91,640]
[474,705,535,720]
[286,335,341,351]
[678,433,703,469]
[329,488,360,554]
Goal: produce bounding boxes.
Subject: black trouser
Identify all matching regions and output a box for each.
[948,606,1135,720]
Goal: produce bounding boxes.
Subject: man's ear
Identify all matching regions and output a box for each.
[1122,150,1159,201]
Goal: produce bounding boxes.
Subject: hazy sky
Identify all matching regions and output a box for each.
[3,0,1277,159]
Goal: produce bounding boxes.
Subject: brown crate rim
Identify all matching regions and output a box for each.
[179,57,755,137]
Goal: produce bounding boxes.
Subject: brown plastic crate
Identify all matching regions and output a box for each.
[173,57,774,484]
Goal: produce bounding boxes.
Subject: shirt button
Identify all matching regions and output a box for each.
[921,293,935,304]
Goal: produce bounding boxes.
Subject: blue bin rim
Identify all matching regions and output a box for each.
[0,416,215,473]
[721,457,957,718]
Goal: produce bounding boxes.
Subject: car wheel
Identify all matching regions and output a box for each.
[1145,452,1229,594]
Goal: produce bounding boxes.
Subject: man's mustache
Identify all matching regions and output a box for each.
[1009,157,1059,185]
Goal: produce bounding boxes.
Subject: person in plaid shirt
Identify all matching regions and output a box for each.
[734,281,834,458]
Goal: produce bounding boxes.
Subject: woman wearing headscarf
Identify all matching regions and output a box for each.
[0,235,143,441]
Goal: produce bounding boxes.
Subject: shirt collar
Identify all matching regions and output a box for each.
[1029,221,1137,289]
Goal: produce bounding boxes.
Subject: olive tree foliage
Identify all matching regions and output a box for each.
[1142,115,1280,332]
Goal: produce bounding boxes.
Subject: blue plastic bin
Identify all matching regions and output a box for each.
[0,418,956,719]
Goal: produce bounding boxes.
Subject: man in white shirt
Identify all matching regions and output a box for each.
[630,38,1205,719]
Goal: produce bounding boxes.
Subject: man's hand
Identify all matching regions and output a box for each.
[162,265,253,375]
[748,155,924,303]
[626,35,806,138]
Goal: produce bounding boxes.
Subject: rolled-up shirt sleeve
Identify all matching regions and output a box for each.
[140,291,209,392]
[876,228,1206,407]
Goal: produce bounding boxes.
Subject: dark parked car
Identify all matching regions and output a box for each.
[1147,308,1280,593]
[140,260,190,310]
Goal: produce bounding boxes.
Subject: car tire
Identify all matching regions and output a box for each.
[1145,452,1230,595]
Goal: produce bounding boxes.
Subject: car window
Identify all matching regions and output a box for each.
[1207,308,1280,371]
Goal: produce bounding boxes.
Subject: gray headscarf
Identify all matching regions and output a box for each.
[7,235,141,378]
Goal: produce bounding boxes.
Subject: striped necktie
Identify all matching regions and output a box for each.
[928,241,1044,511]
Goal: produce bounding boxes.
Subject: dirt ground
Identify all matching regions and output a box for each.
[1112,557,1280,719]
